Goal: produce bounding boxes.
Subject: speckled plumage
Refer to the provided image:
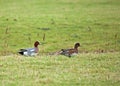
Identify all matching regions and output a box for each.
[59,43,80,57]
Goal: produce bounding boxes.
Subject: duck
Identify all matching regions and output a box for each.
[18,41,40,56]
[58,43,80,57]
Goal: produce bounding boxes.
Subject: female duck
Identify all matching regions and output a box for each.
[59,43,80,57]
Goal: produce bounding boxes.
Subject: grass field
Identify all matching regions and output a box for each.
[0,0,120,86]
[0,53,120,86]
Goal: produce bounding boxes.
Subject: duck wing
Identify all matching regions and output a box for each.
[60,48,78,57]
[18,48,37,56]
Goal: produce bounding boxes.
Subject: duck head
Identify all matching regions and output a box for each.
[74,43,80,49]
[34,41,40,47]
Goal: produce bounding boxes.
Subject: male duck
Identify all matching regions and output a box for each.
[18,41,40,56]
[59,43,80,57]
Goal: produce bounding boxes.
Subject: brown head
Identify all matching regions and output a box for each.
[74,43,80,49]
[34,41,40,47]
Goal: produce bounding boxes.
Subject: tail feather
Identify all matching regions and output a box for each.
[18,49,27,55]
[20,49,27,52]
[53,49,69,55]
[18,51,24,55]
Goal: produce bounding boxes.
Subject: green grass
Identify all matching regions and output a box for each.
[0,0,120,86]
[0,0,120,54]
[0,53,120,86]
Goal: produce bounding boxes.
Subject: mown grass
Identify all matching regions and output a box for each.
[0,0,120,86]
[0,53,120,86]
